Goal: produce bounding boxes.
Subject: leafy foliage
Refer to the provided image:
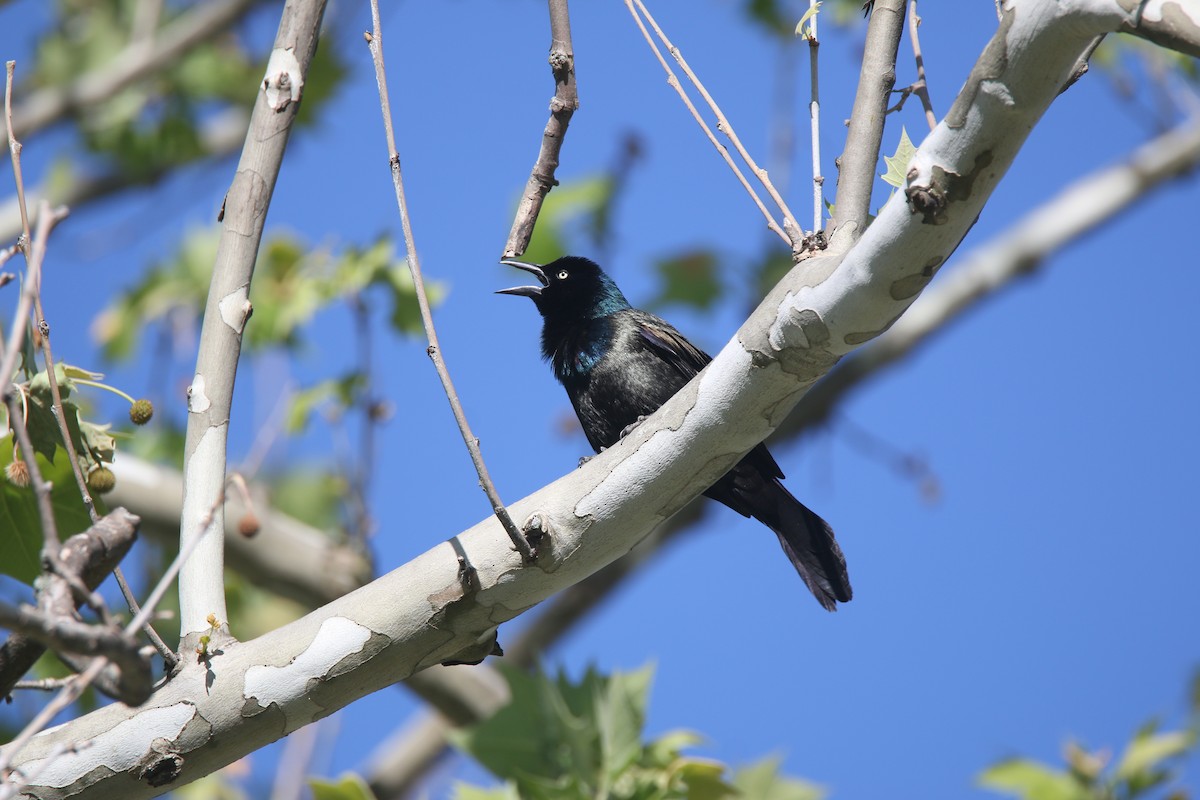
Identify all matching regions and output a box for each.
[450,664,822,800]
[28,0,346,183]
[523,176,616,267]
[979,678,1200,800]
[95,228,435,359]
[880,126,917,190]
[0,442,96,584]
[309,773,379,800]
[647,250,723,311]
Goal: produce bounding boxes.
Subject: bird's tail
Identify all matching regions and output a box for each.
[752,481,852,611]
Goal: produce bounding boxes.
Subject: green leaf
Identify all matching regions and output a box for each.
[978,758,1086,800]
[598,664,654,786]
[649,250,722,311]
[308,773,378,800]
[452,782,522,800]
[733,755,825,800]
[452,663,657,794]
[645,729,706,768]
[449,666,555,782]
[522,176,615,266]
[881,126,917,189]
[266,469,348,534]
[286,373,367,433]
[1115,731,1194,780]
[1,444,96,585]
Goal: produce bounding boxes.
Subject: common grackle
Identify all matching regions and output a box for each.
[499,255,852,610]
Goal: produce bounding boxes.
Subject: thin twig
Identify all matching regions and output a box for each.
[0,601,147,696]
[503,0,580,259]
[804,0,824,237]
[350,294,375,543]
[826,0,905,248]
[4,63,31,246]
[907,1,937,130]
[365,6,535,563]
[7,61,177,668]
[1060,34,1105,95]
[113,569,176,667]
[622,1,789,246]
[630,0,802,246]
[12,677,74,692]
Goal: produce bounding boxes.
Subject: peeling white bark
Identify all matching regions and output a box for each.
[23,705,197,789]
[244,617,372,714]
[263,48,303,111]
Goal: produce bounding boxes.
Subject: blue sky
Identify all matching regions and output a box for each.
[2,0,1199,798]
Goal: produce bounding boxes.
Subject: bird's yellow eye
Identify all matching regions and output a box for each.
[557,270,569,280]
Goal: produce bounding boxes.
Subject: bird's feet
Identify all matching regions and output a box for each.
[578,446,607,468]
[618,415,648,440]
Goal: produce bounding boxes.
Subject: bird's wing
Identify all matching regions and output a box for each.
[630,310,712,380]
[633,310,788,482]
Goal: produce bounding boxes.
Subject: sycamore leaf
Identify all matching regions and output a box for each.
[1,444,97,585]
[452,782,522,800]
[734,755,825,800]
[881,126,917,189]
[1114,730,1194,780]
[978,758,1087,800]
[649,250,722,311]
[308,773,377,800]
[286,373,367,433]
[673,758,739,800]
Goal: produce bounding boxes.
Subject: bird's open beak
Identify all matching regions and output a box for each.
[496,258,549,298]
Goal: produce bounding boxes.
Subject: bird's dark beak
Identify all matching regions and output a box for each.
[497,258,549,299]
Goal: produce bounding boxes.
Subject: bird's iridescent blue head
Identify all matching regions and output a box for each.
[497,256,631,320]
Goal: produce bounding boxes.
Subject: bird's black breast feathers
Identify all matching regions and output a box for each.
[552,309,707,452]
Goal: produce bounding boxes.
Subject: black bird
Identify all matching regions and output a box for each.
[498,255,852,610]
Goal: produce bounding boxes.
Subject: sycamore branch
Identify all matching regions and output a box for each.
[177,0,328,645]
[503,0,579,258]
[829,0,906,248]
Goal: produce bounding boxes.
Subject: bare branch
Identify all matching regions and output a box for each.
[804,1,824,237]
[623,0,790,246]
[0,601,150,706]
[366,3,535,563]
[1121,1,1200,59]
[178,0,328,643]
[503,0,580,259]
[907,1,938,130]
[636,0,803,246]
[828,0,905,249]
